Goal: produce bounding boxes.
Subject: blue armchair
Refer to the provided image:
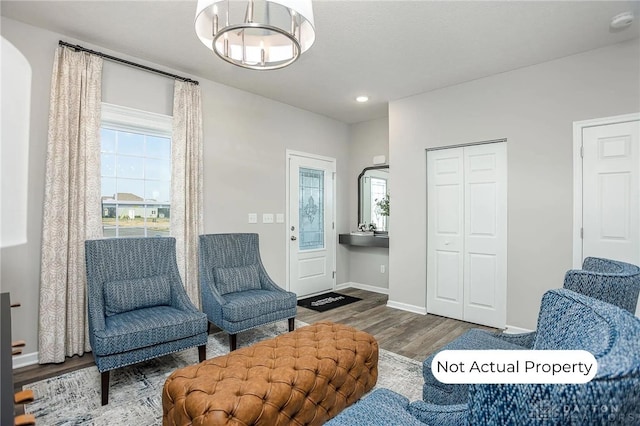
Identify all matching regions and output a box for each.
[421,257,640,404]
[563,256,640,314]
[85,237,208,405]
[327,289,640,425]
[199,233,297,351]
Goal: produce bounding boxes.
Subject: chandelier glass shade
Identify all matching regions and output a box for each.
[195,0,315,70]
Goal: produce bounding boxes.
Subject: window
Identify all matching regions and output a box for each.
[370,177,387,231]
[100,103,173,238]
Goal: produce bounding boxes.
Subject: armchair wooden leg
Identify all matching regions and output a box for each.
[198,344,206,362]
[101,371,110,406]
[229,334,237,352]
[288,318,295,332]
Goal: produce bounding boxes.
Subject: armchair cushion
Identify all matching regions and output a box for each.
[422,329,527,405]
[222,289,297,322]
[408,400,468,425]
[214,264,261,295]
[103,275,171,316]
[325,389,426,426]
[93,306,207,356]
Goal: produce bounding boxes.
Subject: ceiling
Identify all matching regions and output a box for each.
[2,1,639,124]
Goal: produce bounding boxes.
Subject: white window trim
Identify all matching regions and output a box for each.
[102,102,172,136]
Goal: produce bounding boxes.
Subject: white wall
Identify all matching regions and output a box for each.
[345,118,389,290]
[1,37,30,253]
[389,39,640,330]
[0,16,350,361]
[199,77,351,286]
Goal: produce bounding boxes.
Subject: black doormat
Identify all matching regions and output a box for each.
[297,292,362,312]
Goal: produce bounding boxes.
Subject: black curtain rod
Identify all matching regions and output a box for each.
[58,40,199,85]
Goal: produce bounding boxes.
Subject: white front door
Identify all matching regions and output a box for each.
[287,152,336,297]
[582,120,640,264]
[427,142,507,328]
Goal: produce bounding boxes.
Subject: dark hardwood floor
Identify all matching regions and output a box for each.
[13,287,494,392]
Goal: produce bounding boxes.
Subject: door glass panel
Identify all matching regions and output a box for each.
[299,167,324,251]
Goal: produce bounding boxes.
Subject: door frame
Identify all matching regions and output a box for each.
[572,113,640,268]
[285,149,337,294]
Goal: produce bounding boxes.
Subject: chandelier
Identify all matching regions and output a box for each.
[195,0,316,70]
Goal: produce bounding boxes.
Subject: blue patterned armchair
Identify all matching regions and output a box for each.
[85,237,208,405]
[199,233,297,351]
[421,256,640,405]
[327,289,640,425]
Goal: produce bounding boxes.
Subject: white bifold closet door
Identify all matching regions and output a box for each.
[426,142,507,328]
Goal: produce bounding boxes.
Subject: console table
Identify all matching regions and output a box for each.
[338,233,389,248]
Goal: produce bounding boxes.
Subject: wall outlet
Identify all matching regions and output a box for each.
[380,265,386,274]
[276,213,285,223]
[262,213,274,224]
[248,213,258,224]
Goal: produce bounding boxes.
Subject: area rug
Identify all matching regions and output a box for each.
[297,292,362,312]
[25,321,423,425]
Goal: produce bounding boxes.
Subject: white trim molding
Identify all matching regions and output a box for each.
[572,112,640,268]
[503,325,535,335]
[335,282,389,295]
[386,300,427,315]
[102,102,172,136]
[12,351,38,369]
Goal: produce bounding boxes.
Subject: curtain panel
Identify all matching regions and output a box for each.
[39,47,103,363]
[171,81,204,307]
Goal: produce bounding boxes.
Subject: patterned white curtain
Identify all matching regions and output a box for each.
[39,47,103,363]
[171,81,203,306]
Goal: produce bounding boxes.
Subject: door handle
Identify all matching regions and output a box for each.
[291,236,297,241]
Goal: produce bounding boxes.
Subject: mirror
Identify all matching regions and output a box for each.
[358,165,389,232]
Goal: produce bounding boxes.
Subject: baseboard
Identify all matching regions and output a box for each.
[504,325,535,334]
[386,300,427,315]
[335,281,389,295]
[13,351,38,369]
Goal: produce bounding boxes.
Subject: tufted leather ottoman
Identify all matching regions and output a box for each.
[162,321,378,425]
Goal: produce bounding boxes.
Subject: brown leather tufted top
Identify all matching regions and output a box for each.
[162,321,378,426]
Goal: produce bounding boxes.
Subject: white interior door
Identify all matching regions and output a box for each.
[427,142,507,328]
[582,120,640,264]
[287,152,336,297]
[427,148,465,320]
[463,143,507,328]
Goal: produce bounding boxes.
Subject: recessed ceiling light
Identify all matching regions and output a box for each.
[356,96,369,103]
[610,11,634,29]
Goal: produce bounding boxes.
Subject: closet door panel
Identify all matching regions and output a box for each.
[427,148,464,320]
[463,143,507,328]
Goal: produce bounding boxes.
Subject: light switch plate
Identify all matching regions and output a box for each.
[262,213,274,224]
[276,213,285,223]
[248,213,258,224]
